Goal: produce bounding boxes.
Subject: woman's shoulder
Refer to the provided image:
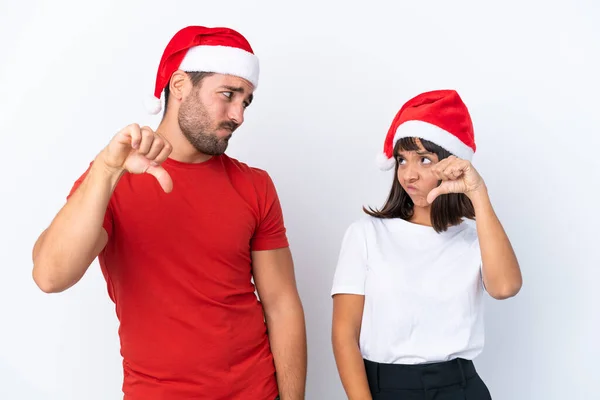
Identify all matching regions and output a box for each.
[344,214,389,232]
[340,215,405,245]
[339,215,378,241]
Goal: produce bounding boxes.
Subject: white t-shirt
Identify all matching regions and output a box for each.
[331,215,485,365]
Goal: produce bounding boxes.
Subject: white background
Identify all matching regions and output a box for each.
[1,0,598,399]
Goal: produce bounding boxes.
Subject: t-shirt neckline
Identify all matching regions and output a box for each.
[163,155,222,170]
[387,217,468,235]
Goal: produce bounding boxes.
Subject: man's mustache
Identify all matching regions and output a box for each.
[219,121,239,132]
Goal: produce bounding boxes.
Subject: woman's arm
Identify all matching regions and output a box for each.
[468,186,523,299]
[332,294,372,400]
[428,156,523,300]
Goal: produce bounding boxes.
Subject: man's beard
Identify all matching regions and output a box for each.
[178,95,239,156]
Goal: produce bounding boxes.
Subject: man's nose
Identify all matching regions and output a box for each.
[228,104,244,126]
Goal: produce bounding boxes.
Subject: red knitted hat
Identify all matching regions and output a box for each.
[145,26,259,115]
[376,89,476,170]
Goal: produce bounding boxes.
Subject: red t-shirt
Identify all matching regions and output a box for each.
[68,155,288,400]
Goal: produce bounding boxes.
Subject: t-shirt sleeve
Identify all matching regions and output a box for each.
[66,162,114,238]
[464,225,487,294]
[250,171,289,251]
[466,226,482,266]
[331,220,368,296]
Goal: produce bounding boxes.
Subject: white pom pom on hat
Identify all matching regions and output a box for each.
[376,152,396,171]
[144,95,162,115]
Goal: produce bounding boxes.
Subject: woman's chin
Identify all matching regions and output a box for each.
[409,195,431,208]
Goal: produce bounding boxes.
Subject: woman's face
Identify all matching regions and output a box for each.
[396,138,440,208]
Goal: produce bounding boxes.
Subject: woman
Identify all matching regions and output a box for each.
[331,89,522,399]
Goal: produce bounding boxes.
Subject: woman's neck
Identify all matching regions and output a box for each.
[409,206,432,227]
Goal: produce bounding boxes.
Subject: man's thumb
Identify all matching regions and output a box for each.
[146,165,173,193]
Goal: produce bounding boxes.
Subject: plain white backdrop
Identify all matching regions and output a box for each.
[1,0,599,399]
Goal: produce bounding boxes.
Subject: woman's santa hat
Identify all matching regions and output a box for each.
[376,89,476,170]
[145,26,259,115]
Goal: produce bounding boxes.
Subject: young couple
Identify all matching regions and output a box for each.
[31,25,522,400]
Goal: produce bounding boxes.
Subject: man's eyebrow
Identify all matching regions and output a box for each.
[220,85,253,105]
[220,85,245,93]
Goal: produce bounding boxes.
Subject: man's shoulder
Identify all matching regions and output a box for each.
[221,154,273,183]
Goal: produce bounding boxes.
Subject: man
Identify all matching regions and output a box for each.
[31,26,307,400]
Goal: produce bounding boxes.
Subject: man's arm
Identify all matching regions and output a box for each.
[32,124,172,293]
[252,247,307,400]
[32,158,121,293]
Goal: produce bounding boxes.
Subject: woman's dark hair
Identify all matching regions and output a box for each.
[364,137,475,233]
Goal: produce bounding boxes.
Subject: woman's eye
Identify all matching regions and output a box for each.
[422,157,431,164]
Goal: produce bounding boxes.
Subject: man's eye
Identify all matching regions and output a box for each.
[222,92,232,98]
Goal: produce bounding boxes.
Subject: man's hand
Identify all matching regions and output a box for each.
[100,123,173,192]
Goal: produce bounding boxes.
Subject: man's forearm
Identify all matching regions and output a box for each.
[265,297,307,399]
[32,153,124,293]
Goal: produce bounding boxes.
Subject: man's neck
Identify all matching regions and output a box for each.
[156,117,213,164]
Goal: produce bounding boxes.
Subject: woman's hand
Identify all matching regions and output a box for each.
[426,156,486,203]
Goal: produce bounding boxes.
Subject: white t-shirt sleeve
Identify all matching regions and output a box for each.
[331,220,368,296]
[468,228,487,290]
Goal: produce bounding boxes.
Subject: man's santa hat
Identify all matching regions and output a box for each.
[376,89,476,170]
[145,26,259,115]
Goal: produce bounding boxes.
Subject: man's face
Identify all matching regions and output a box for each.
[178,73,254,155]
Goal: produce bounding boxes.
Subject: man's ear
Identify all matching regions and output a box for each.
[169,70,191,102]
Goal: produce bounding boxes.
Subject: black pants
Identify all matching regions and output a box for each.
[364,358,492,399]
